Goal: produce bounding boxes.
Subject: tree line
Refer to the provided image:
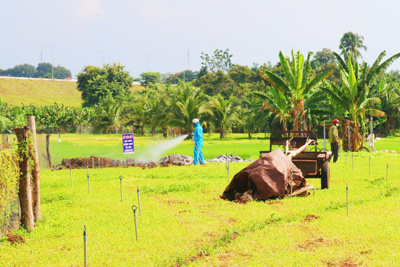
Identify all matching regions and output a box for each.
[0,63,71,79]
[1,32,400,152]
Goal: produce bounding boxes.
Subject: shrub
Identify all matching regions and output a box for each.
[0,150,19,235]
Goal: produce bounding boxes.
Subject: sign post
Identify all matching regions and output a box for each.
[122,133,135,163]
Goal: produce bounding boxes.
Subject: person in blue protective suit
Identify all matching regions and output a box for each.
[192,118,205,165]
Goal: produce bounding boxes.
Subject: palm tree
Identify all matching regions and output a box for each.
[200,94,240,138]
[91,94,123,134]
[167,81,204,134]
[381,81,400,135]
[339,32,367,61]
[260,50,333,131]
[254,86,292,132]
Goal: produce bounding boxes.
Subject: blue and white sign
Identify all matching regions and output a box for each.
[122,133,135,154]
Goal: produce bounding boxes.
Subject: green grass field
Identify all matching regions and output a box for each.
[1,134,400,266]
[0,78,145,107]
[30,133,400,167]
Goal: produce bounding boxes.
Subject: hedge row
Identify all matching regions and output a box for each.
[0,150,19,235]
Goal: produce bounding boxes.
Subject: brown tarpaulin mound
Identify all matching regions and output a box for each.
[221,149,307,201]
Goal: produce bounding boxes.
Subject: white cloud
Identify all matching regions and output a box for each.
[76,0,106,19]
[139,0,177,21]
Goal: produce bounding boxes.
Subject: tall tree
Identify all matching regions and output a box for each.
[200,49,233,73]
[339,32,367,60]
[77,63,133,107]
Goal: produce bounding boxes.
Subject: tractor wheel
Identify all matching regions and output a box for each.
[357,146,370,152]
[321,160,330,189]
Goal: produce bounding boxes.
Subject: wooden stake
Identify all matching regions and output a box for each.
[27,116,41,221]
[13,126,35,230]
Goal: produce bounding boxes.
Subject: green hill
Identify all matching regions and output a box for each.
[0,78,82,107]
[0,78,145,107]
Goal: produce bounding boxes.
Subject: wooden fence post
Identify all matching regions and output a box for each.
[27,116,41,221]
[13,126,35,230]
[46,134,54,169]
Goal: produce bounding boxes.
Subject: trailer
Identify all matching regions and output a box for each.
[260,131,332,189]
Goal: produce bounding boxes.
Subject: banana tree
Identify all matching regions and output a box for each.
[320,61,386,151]
[260,50,333,131]
[325,49,400,150]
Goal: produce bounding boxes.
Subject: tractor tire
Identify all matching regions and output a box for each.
[321,160,330,189]
[357,146,370,152]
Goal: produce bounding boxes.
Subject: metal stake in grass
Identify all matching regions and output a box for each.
[386,163,389,182]
[83,225,87,267]
[290,169,293,197]
[137,186,142,216]
[86,163,89,176]
[120,176,123,202]
[226,153,230,183]
[70,166,73,186]
[323,121,326,152]
[346,184,349,216]
[87,174,90,195]
[132,205,139,242]
[369,156,371,175]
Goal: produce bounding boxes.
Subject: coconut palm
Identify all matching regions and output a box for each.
[260,49,333,131]
[200,94,240,138]
[91,94,123,134]
[167,81,204,134]
[339,32,367,61]
[254,86,292,132]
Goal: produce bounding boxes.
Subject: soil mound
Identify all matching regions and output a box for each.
[6,233,25,245]
[59,154,193,169]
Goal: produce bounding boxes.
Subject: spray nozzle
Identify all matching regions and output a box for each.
[188,133,191,136]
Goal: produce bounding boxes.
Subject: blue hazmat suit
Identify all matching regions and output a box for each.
[193,122,205,165]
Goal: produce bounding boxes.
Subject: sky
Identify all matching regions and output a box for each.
[1,0,400,78]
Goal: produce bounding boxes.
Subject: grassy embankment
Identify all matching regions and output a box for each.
[1,134,400,266]
[0,78,145,106]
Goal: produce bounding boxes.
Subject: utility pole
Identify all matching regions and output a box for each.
[187,48,190,70]
[47,46,54,79]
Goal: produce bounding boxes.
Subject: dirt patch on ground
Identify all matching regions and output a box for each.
[267,200,283,205]
[297,237,325,251]
[58,154,194,170]
[60,156,124,169]
[360,250,372,255]
[174,253,208,267]
[324,258,361,267]
[6,233,25,245]
[304,214,320,222]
